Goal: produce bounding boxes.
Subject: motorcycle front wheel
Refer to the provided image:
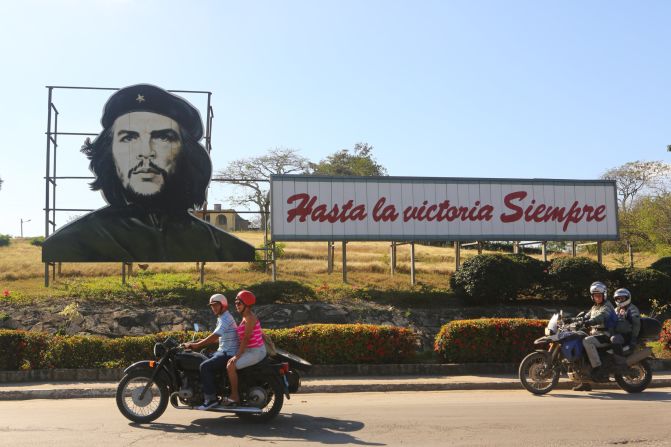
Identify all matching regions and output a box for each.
[615,359,652,393]
[519,351,559,395]
[116,370,169,423]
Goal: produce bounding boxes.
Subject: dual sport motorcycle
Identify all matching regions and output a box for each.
[519,311,661,395]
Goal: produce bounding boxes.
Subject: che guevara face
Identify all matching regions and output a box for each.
[111,111,183,197]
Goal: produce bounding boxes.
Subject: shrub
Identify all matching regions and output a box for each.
[0,330,51,370]
[30,236,45,247]
[0,234,10,247]
[450,254,521,304]
[547,257,608,303]
[610,268,671,307]
[245,280,316,304]
[650,257,671,278]
[0,324,416,370]
[660,320,671,352]
[268,324,417,364]
[434,318,547,363]
[249,243,286,271]
[506,253,548,286]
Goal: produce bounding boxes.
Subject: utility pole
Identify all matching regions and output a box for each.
[20,218,31,238]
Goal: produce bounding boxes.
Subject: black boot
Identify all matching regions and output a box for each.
[572,382,592,391]
[591,366,609,382]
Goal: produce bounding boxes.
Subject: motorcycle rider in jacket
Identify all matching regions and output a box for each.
[610,288,641,357]
[573,281,616,392]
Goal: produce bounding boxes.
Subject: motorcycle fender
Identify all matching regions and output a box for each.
[534,336,551,346]
[123,360,175,388]
[533,350,554,364]
[625,347,653,367]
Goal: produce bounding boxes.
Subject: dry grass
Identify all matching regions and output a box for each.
[0,235,663,295]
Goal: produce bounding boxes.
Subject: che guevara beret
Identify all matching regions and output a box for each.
[101,84,204,140]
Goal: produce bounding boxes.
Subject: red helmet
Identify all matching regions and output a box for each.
[236,290,256,306]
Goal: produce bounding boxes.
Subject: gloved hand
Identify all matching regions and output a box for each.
[582,318,593,327]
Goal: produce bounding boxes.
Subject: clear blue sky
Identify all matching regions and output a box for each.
[0,0,669,237]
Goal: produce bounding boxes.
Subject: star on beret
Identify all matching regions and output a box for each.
[136,94,145,103]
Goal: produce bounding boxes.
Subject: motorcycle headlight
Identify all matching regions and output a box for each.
[153,342,167,359]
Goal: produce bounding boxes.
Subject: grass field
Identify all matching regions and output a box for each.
[0,234,662,300]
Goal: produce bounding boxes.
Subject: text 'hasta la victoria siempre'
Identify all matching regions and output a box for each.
[285,191,607,232]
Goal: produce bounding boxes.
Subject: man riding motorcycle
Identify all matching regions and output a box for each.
[610,288,641,357]
[183,294,239,410]
[573,281,616,392]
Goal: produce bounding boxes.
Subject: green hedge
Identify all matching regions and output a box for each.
[451,254,549,304]
[610,268,671,306]
[650,257,671,277]
[547,257,608,303]
[434,318,547,363]
[450,254,522,304]
[0,324,417,370]
[0,234,10,247]
[269,324,417,364]
[660,320,671,351]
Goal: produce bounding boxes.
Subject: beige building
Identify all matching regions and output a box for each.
[197,204,250,232]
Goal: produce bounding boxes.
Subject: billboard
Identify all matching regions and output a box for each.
[42,84,255,262]
[271,175,618,241]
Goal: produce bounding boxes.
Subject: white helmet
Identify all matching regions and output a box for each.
[209,293,228,308]
[589,281,607,300]
[613,288,632,308]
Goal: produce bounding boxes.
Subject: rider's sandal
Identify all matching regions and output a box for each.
[221,397,239,406]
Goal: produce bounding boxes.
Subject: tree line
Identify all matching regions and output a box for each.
[601,160,671,257]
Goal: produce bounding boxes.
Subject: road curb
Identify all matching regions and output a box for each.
[3,378,671,401]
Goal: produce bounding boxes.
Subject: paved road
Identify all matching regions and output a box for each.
[1,389,671,446]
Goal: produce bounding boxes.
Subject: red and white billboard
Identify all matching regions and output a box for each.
[271,175,618,241]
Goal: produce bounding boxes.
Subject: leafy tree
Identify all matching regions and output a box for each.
[601,160,671,212]
[310,142,387,176]
[0,176,3,191]
[627,193,671,253]
[215,148,310,232]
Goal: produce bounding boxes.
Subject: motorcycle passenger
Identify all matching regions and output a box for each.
[183,293,239,410]
[224,290,267,405]
[573,281,616,392]
[610,288,641,356]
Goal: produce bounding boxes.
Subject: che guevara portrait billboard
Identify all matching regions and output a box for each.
[42,84,255,262]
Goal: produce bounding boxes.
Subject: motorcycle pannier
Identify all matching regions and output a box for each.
[638,317,662,341]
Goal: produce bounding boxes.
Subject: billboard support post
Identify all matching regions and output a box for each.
[327,241,334,273]
[271,242,277,282]
[454,241,461,271]
[597,241,603,265]
[342,241,348,284]
[410,242,416,286]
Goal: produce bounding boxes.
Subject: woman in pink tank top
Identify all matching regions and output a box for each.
[225,289,267,405]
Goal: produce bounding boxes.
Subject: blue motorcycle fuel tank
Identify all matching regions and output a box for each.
[560,337,584,361]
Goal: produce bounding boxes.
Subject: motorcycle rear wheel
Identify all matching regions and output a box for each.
[116,370,169,423]
[237,379,284,423]
[519,351,559,395]
[615,359,652,393]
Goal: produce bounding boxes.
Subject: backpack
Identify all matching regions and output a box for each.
[605,307,618,332]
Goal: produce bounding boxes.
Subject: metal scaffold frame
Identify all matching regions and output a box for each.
[43,86,214,286]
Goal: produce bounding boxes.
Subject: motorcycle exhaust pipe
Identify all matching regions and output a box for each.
[626,347,652,366]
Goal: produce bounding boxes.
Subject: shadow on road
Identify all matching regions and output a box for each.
[542,390,671,402]
[131,412,385,445]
